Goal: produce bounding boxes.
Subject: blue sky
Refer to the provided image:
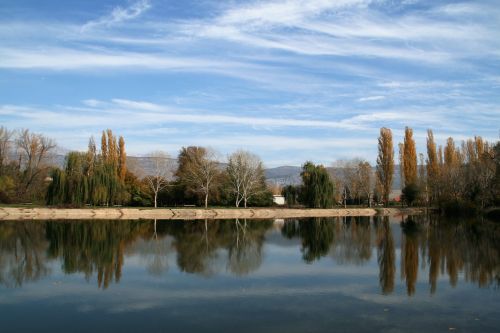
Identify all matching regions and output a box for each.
[1,0,499,166]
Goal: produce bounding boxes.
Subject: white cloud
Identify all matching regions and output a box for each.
[218,0,371,27]
[357,95,385,102]
[81,0,151,31]
[181,0,500,63]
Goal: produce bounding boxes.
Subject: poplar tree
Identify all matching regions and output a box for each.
[376,127,394,207]
[86,137,97,177]
[403,127,417,187]
[426,130,439,204]
[118,136,126,182]
[101,131,108,161]
[398,142,404,190]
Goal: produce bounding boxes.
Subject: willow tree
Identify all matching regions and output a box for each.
[300,162,335,208]
[376,127,394,207]
[47,130,127,207]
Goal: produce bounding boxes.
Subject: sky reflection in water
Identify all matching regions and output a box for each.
[0,216,499,333]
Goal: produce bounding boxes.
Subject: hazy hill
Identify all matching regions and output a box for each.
[39,154,402,190]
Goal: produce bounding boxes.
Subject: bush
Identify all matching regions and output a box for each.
[402,183,420,206]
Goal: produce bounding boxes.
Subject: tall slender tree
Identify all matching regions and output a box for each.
[118,136,126,182]
[101,131,108,161]
[403,127,417,187]
[376,127,394,207]
[426,130,439,205]
[398,142,405,190]
[0,126,13,168]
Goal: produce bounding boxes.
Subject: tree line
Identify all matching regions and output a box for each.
[0,125,498,211]
[282,127,499,212]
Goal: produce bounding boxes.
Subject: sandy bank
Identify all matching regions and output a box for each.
[0,207,426,220]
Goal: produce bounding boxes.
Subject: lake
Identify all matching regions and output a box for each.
[0,215,499,332]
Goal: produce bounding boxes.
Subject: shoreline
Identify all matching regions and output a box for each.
[0,207,427,220]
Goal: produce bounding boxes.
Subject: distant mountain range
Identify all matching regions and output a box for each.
[264,165,402,190]
[29,153,402,190]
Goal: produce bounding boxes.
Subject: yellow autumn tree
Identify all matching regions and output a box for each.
[426,129,440,204]
[118,136,126,182]
[376,127,394,207]
[403,127,417,187]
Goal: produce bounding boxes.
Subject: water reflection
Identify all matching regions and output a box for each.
[376,216,395,294]
[0,222,50,287]
[0,216,498,294]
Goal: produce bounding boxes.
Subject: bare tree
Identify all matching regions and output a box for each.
[227,150,266,208]
[0,126,13,167]
[332,159,361,207]
[15,129,56,190]
[177,147,220,208]
[144,151,175,208]
[358,161,373,207]
[332,159,372,207]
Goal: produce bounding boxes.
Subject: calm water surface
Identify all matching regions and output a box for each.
[0,216,499,333]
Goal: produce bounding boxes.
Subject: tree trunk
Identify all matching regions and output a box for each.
[244,198,247,208]
[154,192,157,208]
[205,193,208,208]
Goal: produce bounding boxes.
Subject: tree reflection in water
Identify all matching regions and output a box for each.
[0,216,498,294]
[0,221,50,287]
[376,216,395,295]
[281,217,335,263]
[401,217,420,296]
[46,220,150,289]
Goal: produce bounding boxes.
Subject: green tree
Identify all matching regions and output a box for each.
[47,130,127,207]
[300,162,335,208]
[402,183,420,206]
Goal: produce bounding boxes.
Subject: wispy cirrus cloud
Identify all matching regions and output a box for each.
[0,99,500,160]
[357,96,385,102]
[1,1,499,165]
[81,0,151,31]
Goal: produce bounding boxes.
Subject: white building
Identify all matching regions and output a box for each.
[273,195,285,205]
